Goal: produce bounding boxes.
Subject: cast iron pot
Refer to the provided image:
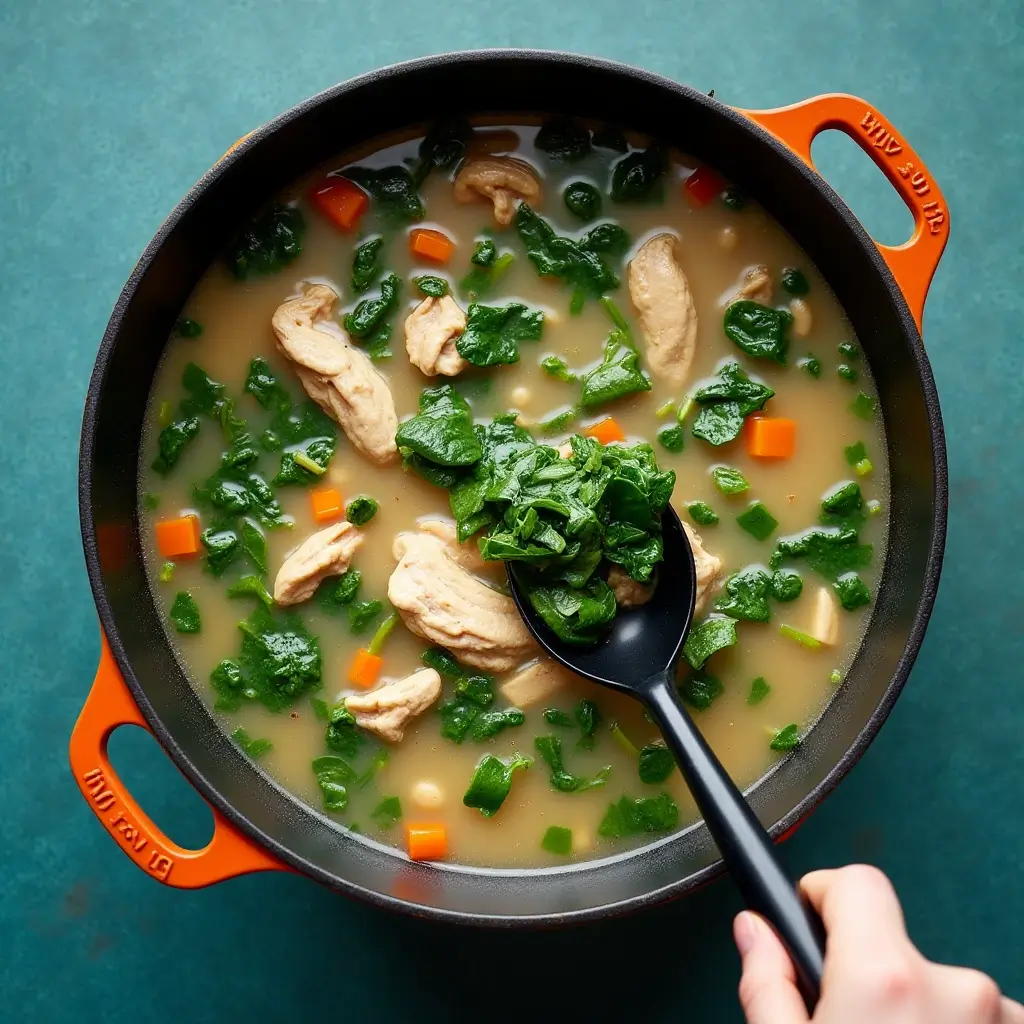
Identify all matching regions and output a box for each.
[71,50,949,924]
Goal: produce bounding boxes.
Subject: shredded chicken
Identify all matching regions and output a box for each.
[608,565,656,608]
[404,295,468,376]
[682,521,723,614]
[628,234,698,387]
[499,658,575,708]
[387,523,537,672]
[729,264,773,306]
[273,521,363,606]
[345,669,442,743]
[452,157,542,226]
[271,284,398,465]
[414,519,491,575]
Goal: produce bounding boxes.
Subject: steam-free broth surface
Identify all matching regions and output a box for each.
[140,121,888,867]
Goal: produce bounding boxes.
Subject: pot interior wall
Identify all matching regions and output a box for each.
[81,52,942,922]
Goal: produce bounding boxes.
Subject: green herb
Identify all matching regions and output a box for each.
[770,568,803,602]
[158,561,174,583]
[346,496,378,525]
[226,204,305,279]
[456,302,545,367]
[850,392,877,421]
[350,236,383,293]
[325,702,364,759]
[837,364,858,382]
[597,792,678,838]
[366,612,399,656]
[541,355,577,382]
[535,117,592,161]
[311,697,330,722]
[722,187,747,210]
[538,406,578,435]
[343,272,401,359]
[780,267,809,296]
[471,239,496,267]
[232,727,272,758]
[609,722,639,757]
[459,251,515,301]
[819,481,865,530]
[581,223,631,255]
[541,825,573,855]
[175,317,203,338]
[152,417,201,475]
[470,707,525,741]
[580,328,651,408]
[312,754,355,811]
[747,676,771,705]
[543,708,573,727]
[679,670,724,710]
[838,341,860,361]
[574,698,602,749]
[534,735,610,793]
[716,566,772,622]
[348,600,382,634]
[844,441,867,465]
[315,570,361,612]
[143,492,161,510]
[414,275,449,297]
[342,165,424,223]
[415,116,472,184]
[463,753,531,816]
[371,796,402,829]
[564,181,602,221]
[691,362,774,446]
[638,742,675,784]
[169,591,201,633]
[738,501,779,541]
[397,384,482,469]
[657,425,685,453]
[770,724,801,751]
[779,624,822,649]
[830,669,842,685]
[712,465,749,495]
[800,355,822,378]
[686,501,719,526]
[683,615,738,670]
[610,144,668,202]
[226,575,274,608]
[833,572,872,611]
[724,301,792,364]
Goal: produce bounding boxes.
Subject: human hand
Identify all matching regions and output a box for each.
[734,865,1024,1023]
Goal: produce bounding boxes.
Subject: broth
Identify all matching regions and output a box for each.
[139,122,888,867]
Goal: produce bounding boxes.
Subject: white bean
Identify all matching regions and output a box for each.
[511,385,531,407]
[410,780,445,810]
[790,297,813,337]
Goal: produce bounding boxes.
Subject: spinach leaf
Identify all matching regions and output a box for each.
[838,364,858,382]
[781,267,809,295]
[574,698,602,749]
[210,659,246,711]
[396,384,482,466]
[342,166,424,223]
[564,181,601,220]
[456,302,545,367]
[610,144,668,202]
[678,670,724,710]
[770,724,801,751]
[152,417,200,475]
[421,645,467,680]
[683,615,738,670]
[414,275,449,297]
[800,355,822,378]
[833,572,871,611]
[524,575,618,646]
[850,392,877,420]
[844,440,867,465]
[770,568,803,602]
[169,591,201,633]
[226,574,274,608]
[471,239,496,266]
[232,727,272,758]
[692,362,774,445]
[657,425,685,452]
[346,496,378,525]
[542,825,573,855]
[638,742,675,784]
[543,708,574,727]
[459,251,515,301]
[598,792,678,838]
[716,566,772,622]
[534,735,611,793]
[180,363,227,417]
[351,236,383,293]
[315,569,361,612]
[712,465,749,495]
[770,527,873,580]
[686,501,719,526]
[747,676,771,705]
[200,527,240,576]
[839,341,860,361]
[463,753,532,816]
[579,329,651,408]
[535,117,592,161]
[312,754,355,811]
[225,204,305,279]
[820,480,865,529]
[175,317,203,338]
[470,707,525,741]
[691,403,745,446]
[737,501,778,541]
[348,600,382,634]
[325,701,364,759]
[580,222,631,254]
[371,796,402,829]
[415,116,472,183]
[343,272,401,359]
[541,355,577,382]
[723,301,792,364]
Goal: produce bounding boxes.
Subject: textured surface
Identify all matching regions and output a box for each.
[1,1,1022,1020]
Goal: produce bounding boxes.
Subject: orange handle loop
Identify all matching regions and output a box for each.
[741,93,949,330]
[70,632,287,887]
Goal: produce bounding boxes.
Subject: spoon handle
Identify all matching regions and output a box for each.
[644,671,826,1009]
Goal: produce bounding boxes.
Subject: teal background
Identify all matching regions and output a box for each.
[2,1,1021,1020]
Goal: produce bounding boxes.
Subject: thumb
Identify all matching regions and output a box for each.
[734,912,809,1024]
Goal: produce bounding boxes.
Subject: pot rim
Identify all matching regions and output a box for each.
[78,48,948,925]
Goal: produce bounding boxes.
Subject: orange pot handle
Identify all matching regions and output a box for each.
[739,93,949,330]
[69,632,288,888]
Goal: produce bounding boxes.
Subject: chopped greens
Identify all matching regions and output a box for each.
[158,561,174,583]
[312,755,354,811]
[610,722,640,756]
[471,239,496,266]
[723,301,792,364]
[414,275,449,297]
[371,796,402,829]
[574,698,602,749]
[850,392,877,420]
[770,724,801,751]
[683,615,738,670]
[315,570,361,612]
[463,753,532,817]
[367,612,400,656]
[770,527,872,580]
[747,676,771,705]
[837,364,858,382]
[543,708,574,728]
[351,236,383,293]
[175,317,203,338]
[226,574,274,608]
[579,327,651,408]
[342,165,424,223]
[712,465,749,495]
[833,572,872,611]
[534,735,610,793]
[686,501,719,526]
[396,384,482,467]
[152,417,200,475]
[348,600,382,634]
[563,181,602,221]
[415,116,472,185]
[598,792,678,838]
[780,267,809,296]
[692,362,774,446]
[325,702,364,759]
[225,204,305,279]
[232,727,272,759]
[716,566,772,622]
[820,481,865,529]
[737,501,778,541]
[638,742,675,784]
[610,144,668,202]
[343,272,401,359]
[469,707,525,741]
[459,251,515,301]
[657,424,685,453]
[679,670,724,710]
[456,302,545,367]
[169,591,201,633]
[838,341,860,361]
[844,441,867,466]
[346,496,378,525]
[535,117,592,161]
[541,825,573,855]
[770,568,803,602]
[800,355,822,378]
[541,355,577,383]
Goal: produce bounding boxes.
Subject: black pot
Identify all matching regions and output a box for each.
[72,50,949,924]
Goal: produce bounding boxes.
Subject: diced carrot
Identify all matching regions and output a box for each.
[409,228,455,264]
[310,486,344,523]
[348,648,383,689]
[308,176,369,231]
[406,822,448,861]
[584,417,626,444]
[154,516,200,558]
[746,416,797,458]
[684,165,726,207]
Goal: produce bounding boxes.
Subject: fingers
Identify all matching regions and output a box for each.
[733,911,809,1024]
[928,963,1022,1023]
[1002,996,1024,1024]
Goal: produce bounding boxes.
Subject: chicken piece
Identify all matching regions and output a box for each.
[271,284,398,465]
[274,521,363,606]
[499,658,575,708]
[738,264,773,304]
[388,524,537,672]
[452,157,542,226]
[682,521,723,614]
[628,234,698,387]
[808,587,839,645]
[404,295,468,377]
[414,519,491,575]
[345,669,442,743]
[608,565,656,608]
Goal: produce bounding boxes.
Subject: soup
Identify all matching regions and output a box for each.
[139,119,887,867]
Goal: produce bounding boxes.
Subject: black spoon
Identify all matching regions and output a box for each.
[507,504,826,1008]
